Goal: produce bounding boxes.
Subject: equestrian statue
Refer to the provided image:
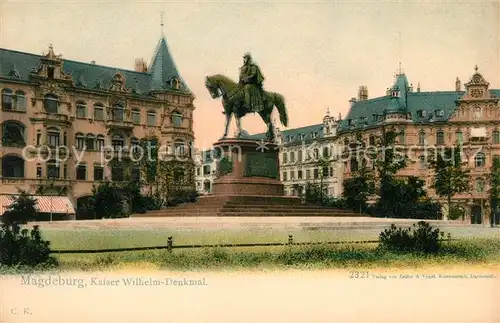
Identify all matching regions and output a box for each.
[205,52,288,141]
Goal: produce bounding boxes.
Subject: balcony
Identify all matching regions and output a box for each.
[106,119,135,132]
[31,112,71,124]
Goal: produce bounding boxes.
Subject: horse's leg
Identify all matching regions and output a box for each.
[235,114,243,138]
[260,109,274,141]
[222,110,232,139]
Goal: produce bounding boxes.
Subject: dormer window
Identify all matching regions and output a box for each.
[299,134,305,141]
[435,109,444,117]
[417,110,426,118]
[47,67,55,79]
[348,119,354,127]
[312,132,318,139]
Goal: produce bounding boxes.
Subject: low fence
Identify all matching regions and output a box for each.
[50,234,454,254]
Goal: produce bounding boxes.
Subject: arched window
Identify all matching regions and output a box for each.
[418,131,426,145]
[1,121,25,147]
[1,154,24,178]
[93,103,104,120]
[47,127,60,147]
[132,108,141,124]
[112,104,124,122]
[96,135,105,151]
[75,132,85,150]
[147,110,156,126]
[15,91,26,111]
[1,89,13,111]
[172,111,182,127]
[436,130,445,145]
[44,94,59,114]
[76,101,87,118]
[493,130,500,144]
[474,152,486,168]
[476,178,486,192]
[86,133,95,150]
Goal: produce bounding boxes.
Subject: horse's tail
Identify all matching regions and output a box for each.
[272,92,288,127]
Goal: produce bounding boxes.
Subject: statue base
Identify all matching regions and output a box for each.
[211,138,284,196]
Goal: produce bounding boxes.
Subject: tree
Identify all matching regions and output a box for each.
[489,156,500,226]
[2,190,37,225]
[428,146,470,219]
[88,181,125,218]
[315,156,332,205]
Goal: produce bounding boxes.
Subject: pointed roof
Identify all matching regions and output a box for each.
[148,36,191,93]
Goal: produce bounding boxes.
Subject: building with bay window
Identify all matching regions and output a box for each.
[0,35,195,219]
[337,66,500,224]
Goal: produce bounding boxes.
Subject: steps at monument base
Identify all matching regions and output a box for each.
[134,211,363,217]
[145,207,355,214]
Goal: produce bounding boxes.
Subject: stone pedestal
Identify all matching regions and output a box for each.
[211,138,284,196]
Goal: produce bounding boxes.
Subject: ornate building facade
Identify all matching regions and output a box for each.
[338,66,500,224]
[0,36,195,219]
[194,148,217,195]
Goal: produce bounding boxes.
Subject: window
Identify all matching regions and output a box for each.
[298,170,303,179]
[15,91,26,111]
[1,89,13,111]
[435,109,444,117]
[290,170,295,180]
[298,150,303,162]
[473,106,482,120]
[436,131,445,145]
[329,166,334,177]
[112,135,124,151]
[76,165,87,180]
[2,121,25,147]
[369,135,375,146]
[93,165,104,181]
[75,133,85,150]
[47,66,54,79]
[350,158,359,172]
[197,168,201,176]
[474,152,486,168]
[174,141,186,156]
[36,131,42,146]
[82,135,93,150]
[47,162,60,179]
[313,148,319,159]
[130,137,139,154]
[282,171,287,181]
[419,156,426,169]
[36,166,42,178]
[172,111,182,127]
[418,131,426,145]
[96,135,105,151]
[493,131,500,144]
[399,131,406,145]
[112,105,124,122]
[476,178,486,193]
[290,151,295,162]
[282,152,288,163]
[299,134,305,141]
[456,131,463,144]
[312,132,318,139]
[322,166,329,177]
[76,101,87,118]
[417,110,426,118]
[47,128,60,147]
[131,168,140,182]
[306,169,310,179]
[44,94,59,114]
[323,147,329,157]
[147,110,156,126]
[313,168,319,179]
[93,104,104,120]
[203,165,211,175]
[111,167,124,181]
[132,109,141,124]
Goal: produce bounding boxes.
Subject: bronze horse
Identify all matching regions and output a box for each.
[205,74,288,141]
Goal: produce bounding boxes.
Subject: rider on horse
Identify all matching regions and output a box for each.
[238,53,266,113]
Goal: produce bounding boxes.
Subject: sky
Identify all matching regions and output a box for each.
[1,1,499,150]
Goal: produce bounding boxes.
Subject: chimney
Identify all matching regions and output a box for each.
[417,82,421,92]
[135,58,148,72]
[91,61,96,64]
[455,77,461,91]
[358,85,368,101]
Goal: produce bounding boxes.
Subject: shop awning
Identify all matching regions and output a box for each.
[0,195,75,216]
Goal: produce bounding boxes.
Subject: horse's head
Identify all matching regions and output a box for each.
[205,76,222,99]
